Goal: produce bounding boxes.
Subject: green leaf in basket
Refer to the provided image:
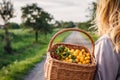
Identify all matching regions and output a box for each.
[62,52,70,58]
[58,53,62,59]
[59,46,65,52]
[71,55,76,60]
[55,49,60,54]
[72,59,76,63]
[55,46,65,54]
[64,47,68,52]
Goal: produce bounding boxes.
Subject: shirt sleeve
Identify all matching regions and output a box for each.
[94,38,119,80]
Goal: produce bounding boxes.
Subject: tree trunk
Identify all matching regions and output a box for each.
[4,24,12,53]
[35,31,38,42]
[44,33,47,39]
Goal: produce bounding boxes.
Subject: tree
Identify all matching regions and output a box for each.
[0,0,15,53]
[65,21,76,28]
[57,21,75,28]
[88,2,97,21]
[87,2,97,31]
[77,20,93,31]
[21,3,53,42]
[54,20,61,28]
[8,22,20,29]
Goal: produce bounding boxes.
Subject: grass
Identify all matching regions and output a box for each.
[85,32,99,42]
[89,32,99,42]
[0,28,70,80]
[53,31,71,43]
[80,30,99,42]
[0,48,46,80]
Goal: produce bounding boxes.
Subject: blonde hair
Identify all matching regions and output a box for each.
[94,0,120,53]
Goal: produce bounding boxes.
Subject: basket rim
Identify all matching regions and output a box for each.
[47,43,97,67]
[50,42,91,54]
[49,42,92,55]
[50,42,91,51]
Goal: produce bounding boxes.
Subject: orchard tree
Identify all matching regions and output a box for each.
[8,22,20,29]
[0,0,15,53]
[88,2,97,21]
[21,3,53,42]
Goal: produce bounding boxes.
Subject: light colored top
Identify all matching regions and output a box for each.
[94,34,120,80]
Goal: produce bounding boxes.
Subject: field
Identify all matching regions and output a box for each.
[0,29,70,80]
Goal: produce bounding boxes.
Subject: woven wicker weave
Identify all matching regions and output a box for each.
[45,28,96,80]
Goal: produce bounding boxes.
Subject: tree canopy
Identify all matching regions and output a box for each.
[0,0,15,24]
[0,0,15,53]
[21,3,53,42]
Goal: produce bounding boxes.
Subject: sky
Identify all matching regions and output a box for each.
[0,0,95,24]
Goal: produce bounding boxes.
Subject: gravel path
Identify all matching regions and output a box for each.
[64,31,92,48]
[24,31,91,80]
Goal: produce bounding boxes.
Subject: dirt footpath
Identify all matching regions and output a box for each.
[24,31,91,80]
[24,56,46,80]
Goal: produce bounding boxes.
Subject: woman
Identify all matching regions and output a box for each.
[94,0,120,80]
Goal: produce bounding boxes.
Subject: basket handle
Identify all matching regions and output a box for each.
[48,28,95,57]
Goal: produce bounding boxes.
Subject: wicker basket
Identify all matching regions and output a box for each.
[44,28,96,80]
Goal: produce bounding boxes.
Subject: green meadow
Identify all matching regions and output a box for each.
[0,29,70,80]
